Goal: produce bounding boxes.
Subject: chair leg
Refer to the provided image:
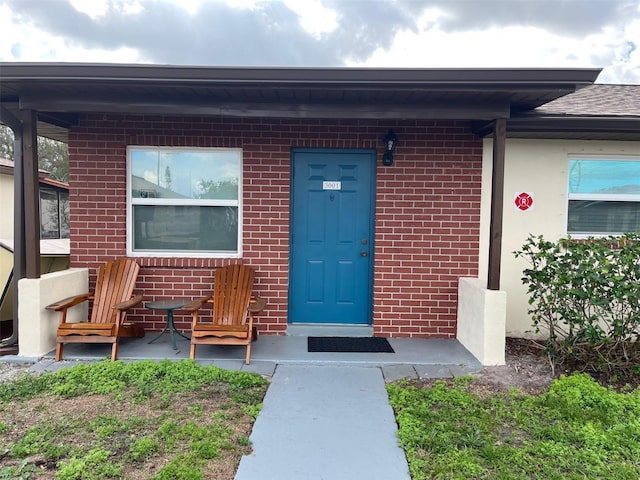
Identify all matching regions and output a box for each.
[190,343,196,360]
[245,342,252,365]
[55,342,63,362]
[111,341,119,362]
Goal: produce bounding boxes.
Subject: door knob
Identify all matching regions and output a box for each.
[361,251,368,257]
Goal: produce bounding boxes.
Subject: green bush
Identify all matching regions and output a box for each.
[514,233,640,377]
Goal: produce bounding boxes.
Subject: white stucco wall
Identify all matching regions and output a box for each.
[18,268,88,358]
[0,173,14,239]
[457,277,506,365]
[480,138,640,337]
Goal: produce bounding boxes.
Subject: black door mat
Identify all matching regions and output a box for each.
[308,336,395,353]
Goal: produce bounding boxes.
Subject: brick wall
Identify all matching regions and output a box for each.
[68,115,482,337]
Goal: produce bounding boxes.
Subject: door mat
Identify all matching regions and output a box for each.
[307,336,395,353]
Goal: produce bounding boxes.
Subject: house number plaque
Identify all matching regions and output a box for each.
[323,181,342,190]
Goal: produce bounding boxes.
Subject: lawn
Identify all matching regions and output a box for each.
[387,373,640,479]
[0,360,267,479]
[5,359,640,480]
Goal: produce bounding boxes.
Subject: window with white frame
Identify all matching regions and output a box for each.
[568,157,640,236]
[127,147,242,257]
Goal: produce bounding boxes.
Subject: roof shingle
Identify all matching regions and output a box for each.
[535,84,640,117]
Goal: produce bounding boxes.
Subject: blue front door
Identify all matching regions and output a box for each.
[289,149,375,324]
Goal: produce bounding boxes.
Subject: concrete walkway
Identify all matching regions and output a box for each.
[235,364,411,480]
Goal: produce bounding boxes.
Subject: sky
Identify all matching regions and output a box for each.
[0,0,639,84]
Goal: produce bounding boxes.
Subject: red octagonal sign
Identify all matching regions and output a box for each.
[514,192,534,211]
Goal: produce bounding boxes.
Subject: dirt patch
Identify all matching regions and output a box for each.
[470,338,640,393]
[468,337,555,395]
[0,362,33,384]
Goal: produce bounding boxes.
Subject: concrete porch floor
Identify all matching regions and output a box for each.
[10,332,483,381]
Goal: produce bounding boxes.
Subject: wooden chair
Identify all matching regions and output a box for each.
[186,264,263,364]
[46,258,143,361]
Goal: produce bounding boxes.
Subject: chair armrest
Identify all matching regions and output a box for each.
[248,296,266,313]
[183,296,212,312]
[112,295,144,311]
[45,293,93,312]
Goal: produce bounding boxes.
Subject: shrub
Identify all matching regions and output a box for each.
[514,233,640,378]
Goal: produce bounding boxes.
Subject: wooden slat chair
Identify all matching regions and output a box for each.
[46,258,143,361]
[186,264,262,364]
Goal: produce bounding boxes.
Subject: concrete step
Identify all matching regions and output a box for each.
[286,323,374,337]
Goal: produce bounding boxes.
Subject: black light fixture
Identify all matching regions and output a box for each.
[382,129,398,166]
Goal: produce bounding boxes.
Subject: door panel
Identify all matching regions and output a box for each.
[290,149,375,324]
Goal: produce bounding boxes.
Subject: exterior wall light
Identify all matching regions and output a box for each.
[382,129,398,166]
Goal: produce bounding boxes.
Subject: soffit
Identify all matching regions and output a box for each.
[0,63,601,143]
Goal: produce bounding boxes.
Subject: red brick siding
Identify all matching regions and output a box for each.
[373,123,482,337]
[68,115,481,337]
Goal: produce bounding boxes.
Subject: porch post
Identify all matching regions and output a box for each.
[487,118,506,290]
[0,107,23,346]
[21,109,41,279]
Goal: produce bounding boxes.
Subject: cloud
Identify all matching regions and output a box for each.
[419,0,636,35]
[0,0,444,65]
[2,0,338,65]
[1,0,639,83]
[322,0,421,62]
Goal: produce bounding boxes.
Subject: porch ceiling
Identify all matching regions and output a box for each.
[0,63,601,143]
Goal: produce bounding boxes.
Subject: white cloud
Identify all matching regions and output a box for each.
[68,0,109,19]
[349,25,598,69]
[282,0,337,37]
[0,3,141,63]
[0,0,639,83]
[0,0,167,64]
[593,18,640,83]
[68,0,144,18]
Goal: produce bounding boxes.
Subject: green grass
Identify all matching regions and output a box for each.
[10,358,639,479]
[0,359,268,479]
[387,374,640,479]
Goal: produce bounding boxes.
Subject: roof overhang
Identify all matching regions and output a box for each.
[473,115,640,141]
[0,63,601,142]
